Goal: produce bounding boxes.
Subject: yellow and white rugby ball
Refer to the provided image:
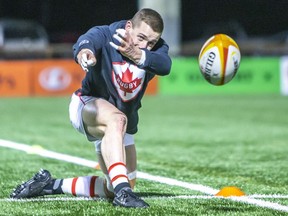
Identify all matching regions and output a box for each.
[198,34,241,85]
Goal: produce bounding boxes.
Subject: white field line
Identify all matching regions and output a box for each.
[1,195,288,203]
[0,139,288,212]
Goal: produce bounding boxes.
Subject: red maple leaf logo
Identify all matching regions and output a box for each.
[122,68,133,82]
[115,68,142,96]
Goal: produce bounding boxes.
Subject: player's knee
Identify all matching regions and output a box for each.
[117,113,127,128]
[110,112,128,132]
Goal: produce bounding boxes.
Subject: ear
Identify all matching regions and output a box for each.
[125,20,133,31]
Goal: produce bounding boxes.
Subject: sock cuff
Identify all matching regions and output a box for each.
[108,162,126,173]
[127,170,137,180]
[108,162,129,190]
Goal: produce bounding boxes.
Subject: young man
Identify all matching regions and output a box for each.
[10,8,171,208]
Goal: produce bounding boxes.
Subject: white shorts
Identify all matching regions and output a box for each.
[69,93,134,150]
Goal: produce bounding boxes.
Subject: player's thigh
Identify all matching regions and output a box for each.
[82,98,124,137]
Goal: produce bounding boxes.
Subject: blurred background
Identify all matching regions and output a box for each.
[0,0,288,96]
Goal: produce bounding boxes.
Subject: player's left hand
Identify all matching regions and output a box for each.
[110,29,142,64]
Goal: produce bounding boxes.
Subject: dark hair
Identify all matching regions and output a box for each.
[131,8,164,33]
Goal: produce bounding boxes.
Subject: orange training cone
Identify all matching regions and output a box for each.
[94,163,101,170]
[215,186,245,197]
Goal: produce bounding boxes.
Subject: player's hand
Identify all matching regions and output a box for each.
[77,49,97,72]
[109,29,142,64]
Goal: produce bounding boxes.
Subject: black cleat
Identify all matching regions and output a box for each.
[113,187,149,208]
[10,169,52,199]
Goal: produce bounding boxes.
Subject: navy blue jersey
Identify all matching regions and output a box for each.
[73,20,171,134]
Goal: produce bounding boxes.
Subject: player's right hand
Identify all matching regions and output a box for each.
[77,49,97,72]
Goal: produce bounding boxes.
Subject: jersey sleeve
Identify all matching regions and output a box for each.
[72,26,109,62]
[139,39,172,76]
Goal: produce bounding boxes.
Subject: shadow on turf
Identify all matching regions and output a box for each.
[136,192,185,198]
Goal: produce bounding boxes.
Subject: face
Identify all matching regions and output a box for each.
[126,21,161,50]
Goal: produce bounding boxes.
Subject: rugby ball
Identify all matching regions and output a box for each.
[198,34,241,85]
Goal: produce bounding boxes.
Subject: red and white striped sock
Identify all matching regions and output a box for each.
[108,162,130,193]
[61,176,113,198]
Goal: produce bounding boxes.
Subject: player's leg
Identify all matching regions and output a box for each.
[52,175,114,198]
[81,97,148,208]
[10,169,114,199]
[126,144,137,189]
[82,98,129,187]
[95,136,137,190]
[70,93,130,192]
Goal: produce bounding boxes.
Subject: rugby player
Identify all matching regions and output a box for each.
[10,8,171,208]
